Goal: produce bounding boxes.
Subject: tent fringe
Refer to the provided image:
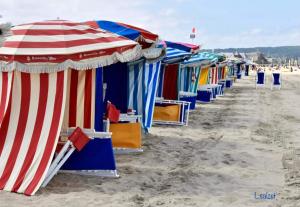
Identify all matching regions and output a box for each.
[142,48,164,60]
[0,45,142,73]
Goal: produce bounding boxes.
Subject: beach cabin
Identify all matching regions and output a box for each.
[0,20,142,195]
[153,43,195,126]
[85,20,164,153]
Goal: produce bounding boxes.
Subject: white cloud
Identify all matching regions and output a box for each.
[201,27,300,49]
[0,0,299,48]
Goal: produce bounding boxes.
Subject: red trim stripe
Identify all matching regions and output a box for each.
[0,73,31,189]
[84,70,92,128]
[4,37,129,49]
[0,73,8,123]
[24,71,65,195]
[12,74,49,192]
[0,87,13,157]
[12,29,114,36]
[68,70,78,127]
[20,22,92,27]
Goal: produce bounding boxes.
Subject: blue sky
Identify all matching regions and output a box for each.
[1,0,299,48]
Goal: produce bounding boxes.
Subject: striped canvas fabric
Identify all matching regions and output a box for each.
[165,41,200,53]
[128,60,144,119]
[0,70,67,196]
[182,52,218,67]
[62,69,96,130]
[86,20,159,44]
[128,60,161,130]
[191,67,201,93]
[0,20,140,72]
[178,66,201,94]
[143,61,161,129]
[163,47,191,64]
[210,67,218,84]
[0,72,13,125]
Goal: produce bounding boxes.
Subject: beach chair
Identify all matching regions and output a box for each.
[105,102,143,154]
[209,84,223,97]
[271,72,281,90]
[255,71,266,89]
[42,127,113,187]
[110,113,143,154]
[225,78,233,88]
[197,86,213,103]
[197,89,212,103]
[178,91,197,110]
[153,97,190,126]
[197,84,222,102]
[218,80,226,96]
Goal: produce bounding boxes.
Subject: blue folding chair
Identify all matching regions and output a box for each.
[255,71,266,89]
[271,72,281,90]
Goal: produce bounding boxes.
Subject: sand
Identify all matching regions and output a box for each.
[1,70,300,207]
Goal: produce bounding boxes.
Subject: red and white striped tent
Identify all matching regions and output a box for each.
[0,20,141,195]
[210,67,218,84]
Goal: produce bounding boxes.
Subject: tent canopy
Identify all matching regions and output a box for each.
[165,41,200,54]
[163,47,192,64]
[181,52,219,67]
[85,20,158,48]
[0,20,141,73]
[85,20,164,61]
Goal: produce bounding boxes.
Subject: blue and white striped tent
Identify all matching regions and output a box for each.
[163,47,192,64]
[127,59,161,131]
[103,59,161,132]
[177,66,201,94]
[181,52,219,67]
[156,47,192,97]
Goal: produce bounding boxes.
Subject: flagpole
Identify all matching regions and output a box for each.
[190,27,196,45]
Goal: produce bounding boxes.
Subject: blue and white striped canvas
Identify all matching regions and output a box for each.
[178,66,201,95]
[128,59,144,118]
[143,61,161,130]
[182,52,218,67]
[163,47,192,64]
[127,60,161,131]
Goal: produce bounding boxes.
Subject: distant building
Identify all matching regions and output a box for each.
[246,52,270,65]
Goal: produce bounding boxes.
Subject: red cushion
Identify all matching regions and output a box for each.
[68,127,90,151]
[106,102,120,123]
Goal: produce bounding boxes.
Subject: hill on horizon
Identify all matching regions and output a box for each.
[203,46,300,58]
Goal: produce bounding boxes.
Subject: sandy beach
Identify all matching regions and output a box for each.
[1,71,300,207]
